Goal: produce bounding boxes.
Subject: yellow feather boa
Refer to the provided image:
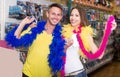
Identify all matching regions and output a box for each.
[62,24,94,58]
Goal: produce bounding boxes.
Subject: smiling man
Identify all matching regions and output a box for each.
[5,3,65,77]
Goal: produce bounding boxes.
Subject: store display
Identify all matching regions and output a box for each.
[113,17,120,61]
[9,1,45,21]
[83,6,115,74]
[5,22,17,34]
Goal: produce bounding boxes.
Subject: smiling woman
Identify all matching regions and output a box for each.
[62,6,117,77]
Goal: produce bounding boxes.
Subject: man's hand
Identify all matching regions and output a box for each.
[20,16,35,26]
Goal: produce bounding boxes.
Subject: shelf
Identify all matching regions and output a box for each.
[86,56,113,74]
[72,0,113,12]
[84,28,115,74]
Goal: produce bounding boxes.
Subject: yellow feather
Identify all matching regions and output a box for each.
[62,24,94,58]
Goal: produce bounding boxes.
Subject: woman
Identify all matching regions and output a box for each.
[62,7,117,77]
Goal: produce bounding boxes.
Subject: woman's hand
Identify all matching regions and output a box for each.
[111,20,117,31]
[64,39,73,52]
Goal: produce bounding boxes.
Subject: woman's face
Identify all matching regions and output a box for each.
[70,8,81,27]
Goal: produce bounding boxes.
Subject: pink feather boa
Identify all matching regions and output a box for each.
[77,16,114,60]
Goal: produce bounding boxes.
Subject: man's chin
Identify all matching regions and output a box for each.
[52,22,58,26]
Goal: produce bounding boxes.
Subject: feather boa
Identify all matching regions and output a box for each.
[62,24,93,58]
[5,21,65,74]
[77,16,114,60]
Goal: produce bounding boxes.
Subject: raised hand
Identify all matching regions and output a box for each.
[111,20,117,31]
[20,16,35,26]
[14,16,36,38]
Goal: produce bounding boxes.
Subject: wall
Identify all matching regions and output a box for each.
[0,0,52,40]
[0,0,17,40]
[0,0,5,40]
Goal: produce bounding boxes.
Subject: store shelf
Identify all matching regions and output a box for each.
[113,19,120,61]
[72,0,113,12]
[84,38,114,74]
[84,23,115,74]
[85,46,114,74]
[86,55,113,74]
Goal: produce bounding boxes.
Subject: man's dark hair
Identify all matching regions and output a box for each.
[48,3,63,12]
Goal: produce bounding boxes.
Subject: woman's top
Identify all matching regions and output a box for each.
[65,34,84,74]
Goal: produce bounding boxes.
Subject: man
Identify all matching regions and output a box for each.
[5,3,65,77]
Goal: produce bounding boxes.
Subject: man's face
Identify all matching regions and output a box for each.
[46,7,63,26]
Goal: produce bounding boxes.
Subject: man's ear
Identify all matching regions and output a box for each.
[46,11,49,18]
[60,15,63,20]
